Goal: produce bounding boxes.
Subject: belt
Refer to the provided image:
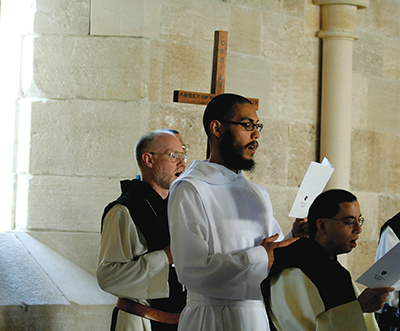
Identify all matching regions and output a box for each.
[116,298,181,324]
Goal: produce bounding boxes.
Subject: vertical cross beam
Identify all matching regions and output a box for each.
[173,31,259,109]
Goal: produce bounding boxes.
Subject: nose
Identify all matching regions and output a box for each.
[177,156,186,167]
[353,221,362,234]
[252,127,261,139]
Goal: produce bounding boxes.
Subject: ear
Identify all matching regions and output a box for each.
[142,152,154,168]
[210,120,224,139]
[316,218,327,235]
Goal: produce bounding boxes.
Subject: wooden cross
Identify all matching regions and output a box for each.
[173,30,259,109]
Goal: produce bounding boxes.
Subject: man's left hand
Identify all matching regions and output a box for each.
[292,218,309,238]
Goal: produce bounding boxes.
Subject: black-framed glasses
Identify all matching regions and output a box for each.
[327,216,365,228]
[222,120,263,133]
[149,151,188,163]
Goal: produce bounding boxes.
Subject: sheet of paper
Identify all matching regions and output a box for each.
[288,158,334,219]
[356,242,400,290]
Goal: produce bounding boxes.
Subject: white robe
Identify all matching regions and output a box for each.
[97,204,170,331]
[168,160,284,331]
[375,226,400,310]
[268,268,379,331]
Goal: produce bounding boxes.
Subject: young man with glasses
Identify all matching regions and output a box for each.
[168,93,300,331]
[262,189,393,330]
[97,130,187,331]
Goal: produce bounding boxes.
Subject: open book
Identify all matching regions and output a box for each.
[356,242,400,290]
[288,157,334,219]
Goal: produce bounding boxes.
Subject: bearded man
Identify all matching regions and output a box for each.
[97,130,187,331]
[167,93,300,331]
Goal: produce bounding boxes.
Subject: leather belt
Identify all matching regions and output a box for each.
[117,298,181,324]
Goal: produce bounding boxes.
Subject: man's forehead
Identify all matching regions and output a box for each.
[158,133,184,151]
[232,103,258,121]
[336,201,361,218]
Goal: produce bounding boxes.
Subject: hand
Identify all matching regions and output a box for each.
[260,234,299,268]
[292,217,309,238]
[357,287,394,313]
[164,245,174,264]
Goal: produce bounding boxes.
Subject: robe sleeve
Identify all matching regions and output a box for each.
[269,268,368,331]
[96,204,169,300]
[168,180,269,300]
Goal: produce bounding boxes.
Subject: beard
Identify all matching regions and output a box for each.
[219,129,256,172]
[154,165,174,190]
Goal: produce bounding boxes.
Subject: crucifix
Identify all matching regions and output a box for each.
[173,30,259,109]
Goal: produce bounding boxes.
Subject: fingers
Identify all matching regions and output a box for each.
[358,287,395,312]
[276,237,299,248]
[373,287,395,296]
[262,233,280,243]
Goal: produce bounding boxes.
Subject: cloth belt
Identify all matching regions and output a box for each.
[116,298,181,324]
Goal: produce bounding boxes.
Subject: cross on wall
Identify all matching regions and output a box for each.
[173,30,259,109]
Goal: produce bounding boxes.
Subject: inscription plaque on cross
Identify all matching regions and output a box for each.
[173,30,259,109]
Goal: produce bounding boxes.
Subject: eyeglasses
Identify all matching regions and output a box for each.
[221,120,263,133]
[327,216,365,228]
[149,151,188,163]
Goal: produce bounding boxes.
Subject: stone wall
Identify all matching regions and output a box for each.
[2,0,400,329]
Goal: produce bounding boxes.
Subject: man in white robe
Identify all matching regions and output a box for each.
[168,93,301,331]
[263,189,393,331]
[375,212,400,330]
[97,130,187,331]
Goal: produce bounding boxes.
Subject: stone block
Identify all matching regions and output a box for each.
[90,0,161,38]
[33,0,90,35]
[305,0,320,38]
[386,134,400,195]
[353,191,380,241]
[160,1,229,45]
[383,36,400,80]
[378,194,400,227]
[229,6,261,56]
[358,0,399,38]
[0,303,115,331]
[15,175,122,232]
[22,35,146,100]
[367,78,400,135]
[351,73,369,129]
[269,60,319,122]
[353,32,384,77]
[287,122,319,187]
[0,233,68,306]
[225,53,271,116]
[149,102,206,162]
[261,11,319,65]
[351,129,387,192]
[149,41,211,103]
[264,186,299,235]
[17,99,148,177]
[28,231,101,277]
[247,118,289,187]
[283,0,306,18]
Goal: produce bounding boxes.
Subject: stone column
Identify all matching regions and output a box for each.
[313,0,369,190]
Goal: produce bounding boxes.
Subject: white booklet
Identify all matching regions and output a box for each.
[288,158,335,219]
[356,242,400,290]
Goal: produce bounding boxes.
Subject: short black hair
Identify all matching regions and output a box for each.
[308,189,357,240]
[203,93,252,139]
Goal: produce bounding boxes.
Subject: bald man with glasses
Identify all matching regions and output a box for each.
[262,189,393,331]
[97,130,187,331]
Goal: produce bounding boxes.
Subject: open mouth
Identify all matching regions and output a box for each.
[175,171,183,177]
[247,141,259,152]
[350,239,357,248]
